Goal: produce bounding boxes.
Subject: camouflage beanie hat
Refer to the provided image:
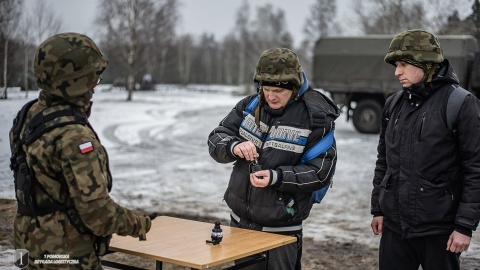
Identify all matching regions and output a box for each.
[384,29,443,82]
[34,32,108,99]
[397,58,423,70]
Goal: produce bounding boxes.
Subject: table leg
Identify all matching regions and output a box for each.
[222,253,266,270]
[265,250,269,270]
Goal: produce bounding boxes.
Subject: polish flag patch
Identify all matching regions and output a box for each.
[79,142,94,154]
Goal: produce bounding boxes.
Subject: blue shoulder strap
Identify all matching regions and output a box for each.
[299,130,335,204]
[300,130,334,164]
[244,96,259,116]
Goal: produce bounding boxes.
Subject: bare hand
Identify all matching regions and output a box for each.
[250,170,270,188]
[233,141,259,161]
[371,216,384,235]
[446,231,471,253]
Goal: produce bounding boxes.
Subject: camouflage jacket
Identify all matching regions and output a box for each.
[11,92,149,269]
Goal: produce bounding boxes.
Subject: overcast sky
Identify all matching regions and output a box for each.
[23,0,354,47]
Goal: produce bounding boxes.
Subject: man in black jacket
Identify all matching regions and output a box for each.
[208,48,339,269]
[370,29,480,270]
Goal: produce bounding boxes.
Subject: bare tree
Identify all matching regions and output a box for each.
[235,0,250,85]
[19,15,33,98]
[0,0,23,99]
[97,0,156,101]
[471,0,480,42]
[438,11,474,35]
[234,3,293,87]
[353,0,464,35]
[29,0,62,45]
[303,0,339,43]
[199,34,217,84]
[215,44,223,84]
[18,0,61,98]
[250,4,292,53]
[142,0,178,84]
[225,3,293,89]
[440,0,480,42]
[222,34,239,85]
[301,0,340,77]
[177,34,193,84]
[353,0,425,34]
[425,0,467,32]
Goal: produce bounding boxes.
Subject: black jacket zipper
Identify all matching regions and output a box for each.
[246,120,279,224]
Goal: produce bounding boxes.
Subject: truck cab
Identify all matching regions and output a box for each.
[313,35,480,134]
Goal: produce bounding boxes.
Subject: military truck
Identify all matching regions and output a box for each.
[312,35,480,134]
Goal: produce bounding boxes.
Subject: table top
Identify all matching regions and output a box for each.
[108,216,297,269]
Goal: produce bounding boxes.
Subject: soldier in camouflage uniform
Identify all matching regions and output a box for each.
[10,32,152,269]
[370,29,480,270]
[208,48,339,269]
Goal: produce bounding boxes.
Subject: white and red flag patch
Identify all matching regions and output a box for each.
[79,141,94,154]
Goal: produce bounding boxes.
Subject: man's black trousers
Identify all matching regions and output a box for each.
[379,226,461,270]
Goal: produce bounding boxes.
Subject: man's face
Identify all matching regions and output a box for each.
[262,85,293,109]
[394,61,425,88]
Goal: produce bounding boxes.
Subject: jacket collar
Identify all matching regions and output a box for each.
[402,59,459,105]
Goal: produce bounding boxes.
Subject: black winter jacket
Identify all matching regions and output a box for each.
[371,60,480,238]
[208,77,339,229]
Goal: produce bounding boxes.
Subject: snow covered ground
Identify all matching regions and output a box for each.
[0,85,478,267]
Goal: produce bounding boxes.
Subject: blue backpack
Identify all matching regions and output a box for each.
[244,96,335,204]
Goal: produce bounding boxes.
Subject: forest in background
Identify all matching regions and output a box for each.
[1,0,479,100]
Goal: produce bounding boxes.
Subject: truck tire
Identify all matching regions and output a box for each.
[352,100,382,134]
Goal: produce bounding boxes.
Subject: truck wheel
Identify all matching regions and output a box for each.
[352,100,382,134]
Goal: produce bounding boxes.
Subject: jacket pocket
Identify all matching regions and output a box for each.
[378,170,395,219]
[249,190,294,226]
[288,193,312,223]
[414,177,455,225]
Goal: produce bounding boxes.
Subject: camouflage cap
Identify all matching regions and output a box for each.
[384,29,444,66]
[253,48,304,87]
[34,32,108,99]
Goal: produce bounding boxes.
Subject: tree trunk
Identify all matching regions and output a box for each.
[2,38,9,99]
[159,48,168,83]
[24,46,29,98]
[238,35,245,85]
[126,38,136,101]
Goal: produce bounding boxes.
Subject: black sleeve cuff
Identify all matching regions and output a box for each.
[455,225,473,237]
[226,140,240,159]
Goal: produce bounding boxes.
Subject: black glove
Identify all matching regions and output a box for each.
[148,212,158,220]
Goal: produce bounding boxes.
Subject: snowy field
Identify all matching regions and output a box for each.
[0,85,479,267]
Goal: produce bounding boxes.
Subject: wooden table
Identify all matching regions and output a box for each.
[102,216,297,269]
